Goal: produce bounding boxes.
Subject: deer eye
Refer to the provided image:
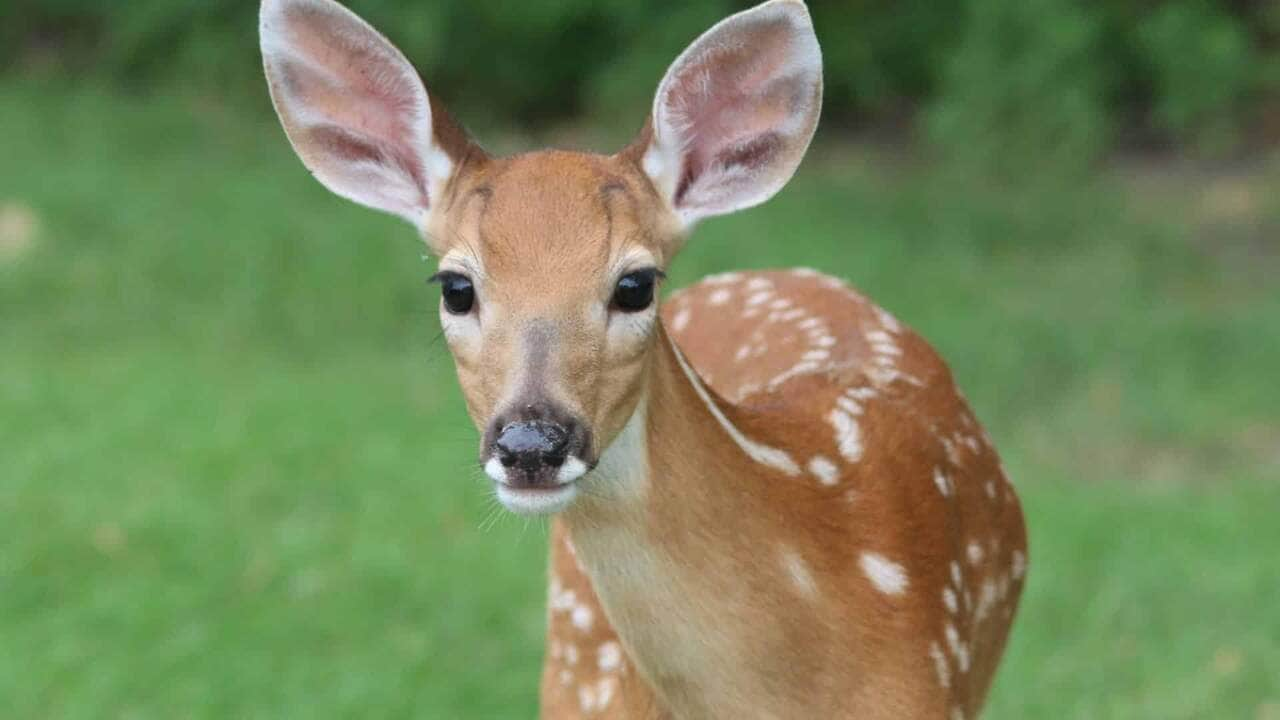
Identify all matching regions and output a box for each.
[612,269,662,312]
[430,271,475,315]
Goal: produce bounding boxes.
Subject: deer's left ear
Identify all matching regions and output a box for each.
[260,0,472,231]
[639,0,822,230]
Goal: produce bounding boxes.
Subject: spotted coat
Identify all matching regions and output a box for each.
[539,269,1028,719]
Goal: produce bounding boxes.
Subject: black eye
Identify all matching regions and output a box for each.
[613,269,661,312]
[430,272,475,315]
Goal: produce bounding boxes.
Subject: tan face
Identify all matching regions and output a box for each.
[261,0,822,514]
[427,151,676,512]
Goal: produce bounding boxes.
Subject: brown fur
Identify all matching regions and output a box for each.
[539,272,1027,719]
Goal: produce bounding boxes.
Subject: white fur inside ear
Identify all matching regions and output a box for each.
[260,0,450,228]
[645,0,822,229]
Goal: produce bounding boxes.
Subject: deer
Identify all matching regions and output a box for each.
[259,0,1028,717]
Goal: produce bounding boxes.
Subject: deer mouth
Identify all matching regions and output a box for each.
[484,455,589,515]
[493,479,580,515]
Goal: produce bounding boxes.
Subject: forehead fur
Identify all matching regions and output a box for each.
[441,150,671,285]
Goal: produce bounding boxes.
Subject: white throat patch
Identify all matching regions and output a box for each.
[578,400,650,508]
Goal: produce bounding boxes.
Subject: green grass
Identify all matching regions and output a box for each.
[2,82,1278,718]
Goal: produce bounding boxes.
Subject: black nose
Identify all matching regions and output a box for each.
[495,420,571,474]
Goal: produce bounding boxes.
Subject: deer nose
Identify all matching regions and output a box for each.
[494,420,571,475]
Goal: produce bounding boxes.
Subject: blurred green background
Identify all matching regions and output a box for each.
[2,1,1278,718]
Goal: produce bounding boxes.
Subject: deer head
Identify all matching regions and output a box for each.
[260,0,822,514]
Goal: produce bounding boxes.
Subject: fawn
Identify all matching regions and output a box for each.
[260,0,1028,717]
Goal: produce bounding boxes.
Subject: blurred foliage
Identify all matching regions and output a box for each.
[926,0,1110,180]
[1134,1,1258,153]
[1,0,1277,161]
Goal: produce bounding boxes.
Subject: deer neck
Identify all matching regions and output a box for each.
[563,320,770,535]
[562,322,803,717]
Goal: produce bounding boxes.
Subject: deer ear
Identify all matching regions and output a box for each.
[640,0,822,230]
[260,0,462,228]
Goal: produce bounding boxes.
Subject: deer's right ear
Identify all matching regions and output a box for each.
[260,0,465,230]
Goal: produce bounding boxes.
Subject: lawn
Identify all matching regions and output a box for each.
[2,83,1278,718]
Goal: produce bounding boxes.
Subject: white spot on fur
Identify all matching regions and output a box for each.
[874,306,902,332]
[827,408,863,463]
[559,669,573,686]
[571,604,594,631]
[945,622,970,672]
[549,581,577,612]
[869,363,909,383]
[746,290,772,306]
[974,578,998,624]
[703,271,743,284]
[671,307,691,332]
[950,562,963,588]
[807,455,839,486]
[967,541,984,565]
[860,552,908,596]
[671,344,801,475]
[929,641,951,689]
[593,677,616,711]
[708,288,731,305]
[847,386,877,401]
[768,306,807,323]
[769,298,792,310]
[943,587,958,614]
[598,641,622,672]
[1012,549,1027,580]
[802,348,829,361]
[746,276,773,291]
[934,467,952,497]
[872,341,902,357]
[943,437,963,466]
[797,317,822,330]
[565,643,580,665]
[835,396,862,415]
[780,547,818,598]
